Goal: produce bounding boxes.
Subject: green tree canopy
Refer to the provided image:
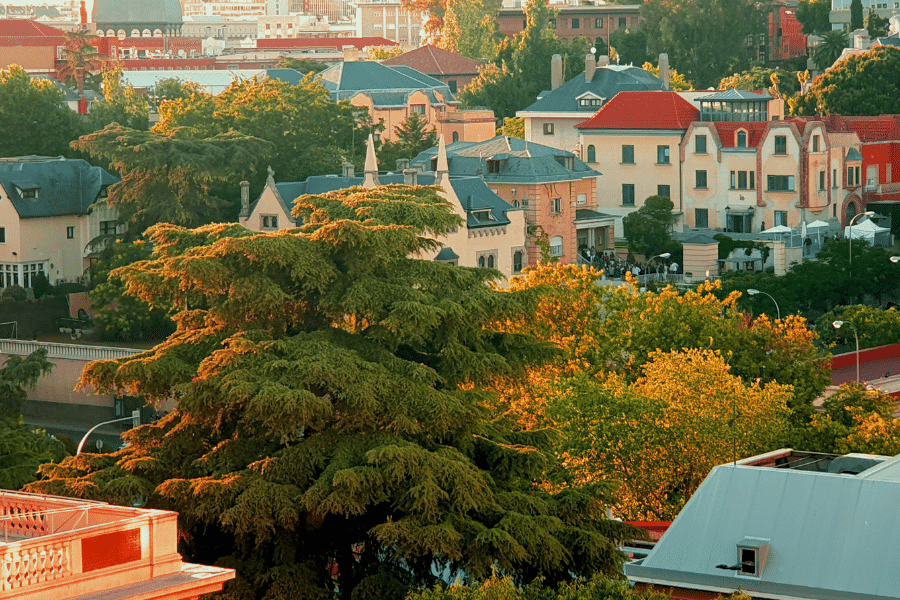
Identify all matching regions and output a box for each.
[795,0,832,34]
[866,7,890,38]
[640,0,766,89]
[58,30,101,96]
[376,113,437,170]
[810,29,849,72]
[719,66,799,98]
[72,124,274,236]
[622,195,679,259]
[814,305,900,352]
[440,0,502,59]
[609,29,649,68]
[155,74,369,182]
[799,44,900,116]
[850,0,864,29]
[27,185,639,599]
[0,65,86,157]
[274,57,330,73]
[88,63,150,131]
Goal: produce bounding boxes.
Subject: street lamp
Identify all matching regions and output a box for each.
[747,288,780,320]
[76,410,141,455]
[890,256,900,263]
[649,252,671,280]
[848,210,875,267]
[833,320,860,384]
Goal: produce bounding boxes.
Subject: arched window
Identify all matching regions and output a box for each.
[587,145,596,163]
[117,30,126,39]
[106,29,115,36]
[142,29,151,37]
[487,255,495,268]
[737,131,747,147]
[845,201,857,224]
[452,132,459,142]
[478,256,486,268]
[131,29,141,37]
[513,251,523,273]
[154,29,163,37]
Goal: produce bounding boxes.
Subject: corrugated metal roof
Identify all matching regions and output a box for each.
[626,453,900,599]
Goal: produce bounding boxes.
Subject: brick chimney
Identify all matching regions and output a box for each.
[585,53,596,83]
[343,45,359,62]
[658,53,670,90]
[598,54,609,67]
[551,54,563,90]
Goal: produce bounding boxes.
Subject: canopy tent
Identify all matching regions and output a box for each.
[762,225,792,234]
[844,218,890,242]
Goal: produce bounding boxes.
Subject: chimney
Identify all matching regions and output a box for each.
[658,53,670,90]
[598,54,609,67]
[551,54,563,90]
[585,53,596,83]
[403,169,418,186]
[396,158,410,172]
[342,162,355,178]
[343,45,359,62]
[239,180,250,218]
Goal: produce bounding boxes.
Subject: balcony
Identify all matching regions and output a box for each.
[0,490,234,599]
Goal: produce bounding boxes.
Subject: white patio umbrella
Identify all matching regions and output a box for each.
[762,225,792,233]
[808,220,829,243]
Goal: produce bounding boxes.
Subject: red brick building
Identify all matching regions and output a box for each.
[497,3,641,47]
[0,20,67,75]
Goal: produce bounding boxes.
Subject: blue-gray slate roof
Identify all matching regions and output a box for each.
[318,61,456,106]
[0,156,119,218]
[411,136,600,183]
[520,65,663,113]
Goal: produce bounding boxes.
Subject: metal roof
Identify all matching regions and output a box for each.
[697,89,774,102]
[318,61,456,105]
[519,65,664,114]
[626,451,900,599]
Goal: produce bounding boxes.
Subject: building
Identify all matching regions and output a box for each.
[517,53,665,154]
[181,15,259,42]
[355,0,422,47]
[0,488,234,599]
[410,136,610,267]
[240,135,528,278]
[318,55,495,144]
[0,156,120,290]
[767,0,808,63]
[382,45,484,95]
[830,0,900,31]
[182,0,269,17]
[576,90,699,222]
[0,19,67,74]
[496,3,641,46]
[626,448,900,600]
[92,0,184,38]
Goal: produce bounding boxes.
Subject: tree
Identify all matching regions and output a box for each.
[88,63,150,130]
[368,45,405,60]
[640,0,766,89]
[718,66,799,98]
[795,0,832,34]
[609,29,648,68]
[376,113,437,170]
[795,46,900,115]
[814,305,900,352]
[496,116,525,138]
[72,125,275,235]
[810,29,849,72]
[622,195,679,259]
[58,30,101,96]
[0,349,66,490]
[866,8,890,38]
[155,74,369,182]
[548,349,792,520]
[0,65,86,157]
[642,61,693,91]
[27,186,639,599]
[850,0,864,30]
[440,0,502,60]
[275,57,330,73]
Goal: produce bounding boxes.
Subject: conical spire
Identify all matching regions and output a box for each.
[435,134,449,186]
[363,134,379,188]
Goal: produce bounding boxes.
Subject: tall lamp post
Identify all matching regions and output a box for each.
[833,320,860,384]
[747,288,780,320]
[891,256,900,264]
[77,410,141,455]
[649,252,671,281]
[848,210,875,267]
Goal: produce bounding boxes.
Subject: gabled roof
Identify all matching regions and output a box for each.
[713,122,768,148]
[520,65,664,114]
[846,147,863,160]
[802,115,900,143]
[626,449,900,600]
[576,91,699,130]
[382,45,483,76]
[0,156,119,218]
[319,61,456,105]
[0,19,66,44]
[697,89,773,102]
[409,136,599,183]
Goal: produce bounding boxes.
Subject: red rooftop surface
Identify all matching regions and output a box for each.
[0,489,234,599]
[576,91,700,130]
[382,44,484,76]
[713,121,769,148]
[0,19,67,44]
[256,36,399,50]
[800,114,900,142]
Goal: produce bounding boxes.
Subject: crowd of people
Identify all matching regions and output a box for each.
[578,246,678,279]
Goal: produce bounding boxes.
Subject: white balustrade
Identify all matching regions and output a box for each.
[0,340,140,362]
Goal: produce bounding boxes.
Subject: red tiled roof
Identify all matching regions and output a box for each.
[256,37,398,50]
[791,114,900,142]
[576,91,700,130]
[713,121,769,148]
[0,19,66,44]
[382,44,483,76]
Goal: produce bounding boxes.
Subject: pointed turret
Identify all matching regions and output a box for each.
[435,134,449,187]
[363,134,379,188]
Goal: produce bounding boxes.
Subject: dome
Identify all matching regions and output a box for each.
[92,0,182,24]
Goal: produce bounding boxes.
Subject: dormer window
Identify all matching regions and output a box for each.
[486,159,500,174]
[14,183,39,199]
[472,210,493,223]
[736,131,747,148]
[736,538,769,578]
[556,156,575,170]
[577,93,605,108]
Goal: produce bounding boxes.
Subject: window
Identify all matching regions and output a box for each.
[622,144,634,164]
[452,132,459,142]
[695,170,707,189]
[812,135,820,152]
[478,256,485,268]
[657,145,670,165]
[695,134,707,154]
[594,17,604,28]
[657,184,670,198]
[731,171,753,189]
[577,193,587,205]
[513,251,523,273]
[730,171,736,188]
[622,184,635,206]
[66,226,74,239]
[543,122,554,135]
[767,175,795,191]
[819,170,826,191]
[549,18,556,29]
[549,236,563,257]
[20,188,37,199]
[410,104,426,115]
[261,215,278,229]
[774,135,787,155]
[855,166,860,186]
[487,159,500,174]
[2,264,18,287]
[695,208,708,228]
[739,548,759,577]
[448,80,457,94]
[571,17,580,29]
[22,262,45,289]
[847,165,854,186]
[587,145,596,162]
[578,97,603,107]
[487,255,495,268]
[833,168,838,188]
[0,227,4,243]
[774,210,788,226]
[737,131,747,147]
[550,198,562,214]
[618,17,626,28]
[100,220,117,235]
